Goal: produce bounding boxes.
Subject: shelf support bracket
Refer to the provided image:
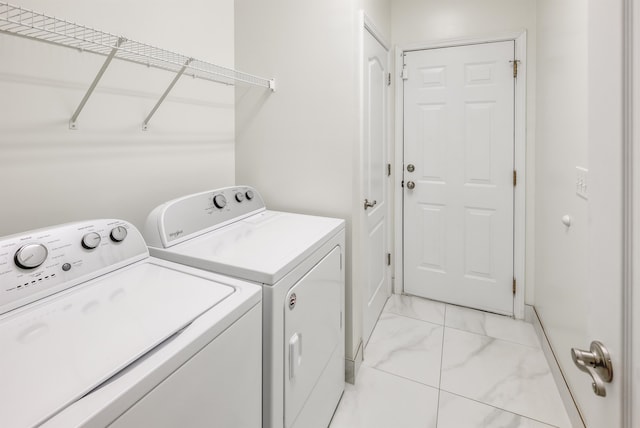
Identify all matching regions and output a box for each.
[69,37,126,130]
[142,58,193,131]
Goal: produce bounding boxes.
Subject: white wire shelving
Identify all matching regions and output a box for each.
[0,2,275,130]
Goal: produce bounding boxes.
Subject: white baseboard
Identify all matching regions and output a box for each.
[345,339,364,385]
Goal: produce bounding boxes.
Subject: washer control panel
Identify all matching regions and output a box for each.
[144,186,266,248]
[0,219,148,315]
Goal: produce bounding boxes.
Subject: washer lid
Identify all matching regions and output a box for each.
[161,211,345,284]
[0,261,233,428]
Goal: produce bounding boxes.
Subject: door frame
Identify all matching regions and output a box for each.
[360,12,392,344]
[353,10,392,365]
[394,31,527,319]
[625,0,638,425]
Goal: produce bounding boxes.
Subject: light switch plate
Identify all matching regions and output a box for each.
[576,166,588,199]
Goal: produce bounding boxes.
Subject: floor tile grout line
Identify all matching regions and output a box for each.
[382,310,446,328]
[365,365,440,390]
[438,388,563,428]
[384,309,446,326]
[439,305,447,388]
[434,388,441,428]
[434,304,447,427]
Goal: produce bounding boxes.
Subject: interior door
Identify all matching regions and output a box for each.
[362,27,391,345]
[403,41,515,315]
[565,1,625,425]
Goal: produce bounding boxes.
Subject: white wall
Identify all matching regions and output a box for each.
[0,0,235,236]
[235,0,390,364]
[390,0,537,305]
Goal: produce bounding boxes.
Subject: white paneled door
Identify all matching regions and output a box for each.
[362,26,391,346]
[403,41,515,315]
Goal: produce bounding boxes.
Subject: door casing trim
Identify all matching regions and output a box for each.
[393,31,527,319]
[623,0,637,425]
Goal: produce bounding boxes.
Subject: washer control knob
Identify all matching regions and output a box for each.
[15,243,48,269]
[245,190,254,200]
[235,192,245,203]
[81,232,102,249]
[213,194,227,209]
[110,226,128,242]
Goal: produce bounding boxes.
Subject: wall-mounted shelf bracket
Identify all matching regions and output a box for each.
[0,1,276,131]
[142,58,193,131]
[69,37,125,130]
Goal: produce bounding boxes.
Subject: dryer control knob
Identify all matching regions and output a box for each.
[81,232,102,249]
[15,243,48,269]
[245,190,254,200]
[235,192,245,202]
[110,226,128,242]
[213,194,227,209]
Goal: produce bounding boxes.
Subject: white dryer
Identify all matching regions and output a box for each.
[144,186,345,428]
[0,219,262,428]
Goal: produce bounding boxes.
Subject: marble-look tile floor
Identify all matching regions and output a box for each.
[329,295,572,428]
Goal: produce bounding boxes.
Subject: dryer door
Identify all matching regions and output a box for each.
[284,246,344,428]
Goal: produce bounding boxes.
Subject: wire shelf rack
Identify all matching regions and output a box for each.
[0,2,275,129]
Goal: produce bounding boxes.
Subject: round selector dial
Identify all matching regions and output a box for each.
[213,194,227,209]
[235,192,245,203]
[14,243,48,270]
[245,190,254,200]
[110,226,128,243]
[81,232,102,249]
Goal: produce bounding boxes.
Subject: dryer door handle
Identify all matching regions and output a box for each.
[289,333,302,379]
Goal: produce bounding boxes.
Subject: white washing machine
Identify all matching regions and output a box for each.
[144,186,345,428]
[0,219,262,428]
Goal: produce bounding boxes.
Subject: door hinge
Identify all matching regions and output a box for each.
[401,180,404,188]
[387,72,391,86]
[401,66,408,80]
[513,170,517,187]
[513,278,517,295]
[387,253,391,266]
[387,163,391,176]
[510,60,521,78]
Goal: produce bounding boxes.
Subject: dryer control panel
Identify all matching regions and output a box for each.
[0,219,148,315]
[144,186,266,248]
